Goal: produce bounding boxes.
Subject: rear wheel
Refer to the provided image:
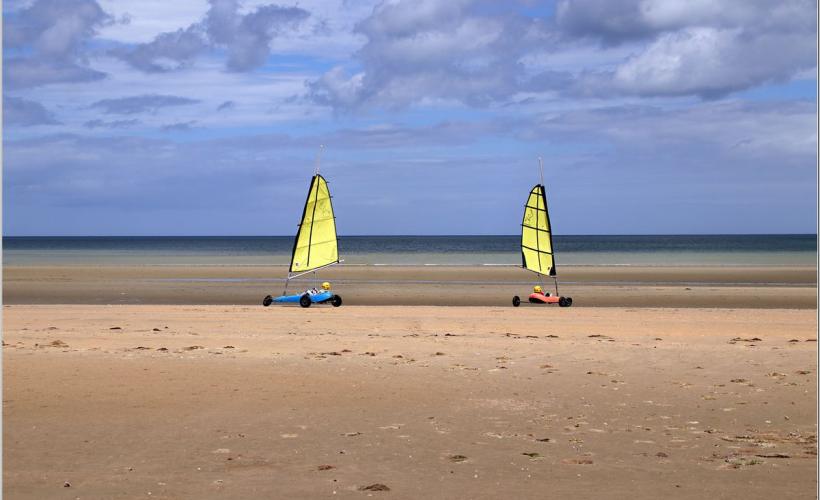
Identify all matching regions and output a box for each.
[262,295,273,307]
[566,297,573,307]
[299,294,312,308]
[558,297,568,307]
[512,296,521,307]
[331,295,343,307]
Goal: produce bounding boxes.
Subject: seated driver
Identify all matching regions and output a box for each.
[307,282,332,295]
[532,285,549,297]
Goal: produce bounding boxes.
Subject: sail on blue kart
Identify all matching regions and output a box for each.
[263,287,342,308]
[261,164,344,310]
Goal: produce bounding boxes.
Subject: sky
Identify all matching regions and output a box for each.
[3,0,817,236]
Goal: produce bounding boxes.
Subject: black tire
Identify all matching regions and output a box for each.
[558,297,568,307]
[512,296,521,307]
[331,295,342,307]
[262,295,273,307]
[299,294,312,308]
[566,297,573,307]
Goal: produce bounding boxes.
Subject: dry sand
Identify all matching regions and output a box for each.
[3,265,817,308]
[3,304,817,499]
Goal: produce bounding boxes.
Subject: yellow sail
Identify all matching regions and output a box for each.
[290,174,338,273]
[520,184,556,276]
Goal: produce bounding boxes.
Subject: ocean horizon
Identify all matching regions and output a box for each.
[3,234,816,267]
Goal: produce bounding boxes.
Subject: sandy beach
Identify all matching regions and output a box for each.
[4,303,817,499]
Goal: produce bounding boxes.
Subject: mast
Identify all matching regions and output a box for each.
[537,156,559,295]
[314,144,324,175]
[537,157,546,292]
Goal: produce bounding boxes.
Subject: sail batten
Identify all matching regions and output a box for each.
[289,174,339,273]
[520,184,556,277]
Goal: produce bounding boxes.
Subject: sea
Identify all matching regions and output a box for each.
[3,235,816,267]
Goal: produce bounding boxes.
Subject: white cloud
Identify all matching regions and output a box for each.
[7,56,326,136]
[112,0,310,73]
[528,100,817,160]
[4,96,61,126]
[612,24,815,98]
[308,0,542,109]
[558,0,817,97]
[96,0,209,43]
[309,0,817,109]
[4,0,112,89]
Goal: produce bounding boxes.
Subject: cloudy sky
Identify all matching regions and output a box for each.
[4,0,817,236]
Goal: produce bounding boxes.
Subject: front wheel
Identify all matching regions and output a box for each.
[331,295,343,307]
[565,297,573,307]
[299,294,312,308]
[512,296,521,307]
[559,297,571,307]
[262,295,273,307]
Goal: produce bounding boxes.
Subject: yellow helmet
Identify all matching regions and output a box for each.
[321,282,331,290]
[533,285,542,294]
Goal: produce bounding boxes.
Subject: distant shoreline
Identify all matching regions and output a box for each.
[5,233,818,237]
[4,264,816,308]
[3,262,817,268]
[5,234,815,267]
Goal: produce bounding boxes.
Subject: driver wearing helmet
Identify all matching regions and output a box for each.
[533,285,549,297]
[307,282,332,295]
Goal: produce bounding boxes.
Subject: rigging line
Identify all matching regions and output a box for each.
[314,144,325,175]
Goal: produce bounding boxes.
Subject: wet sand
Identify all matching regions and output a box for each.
[3,265,817,308]
[3,305,817,499]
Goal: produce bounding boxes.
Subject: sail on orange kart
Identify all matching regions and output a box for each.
[511,158,573,308]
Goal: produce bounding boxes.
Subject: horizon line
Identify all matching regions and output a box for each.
[4,233,817,238]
